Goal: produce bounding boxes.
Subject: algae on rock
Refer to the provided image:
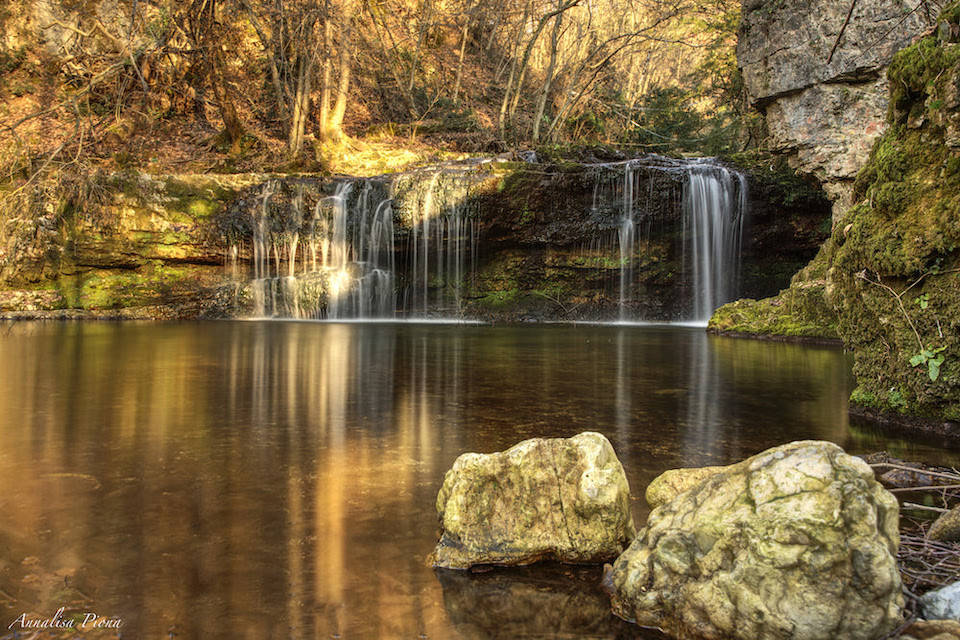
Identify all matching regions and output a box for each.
[431,432,635,569]
[606,441,903,640]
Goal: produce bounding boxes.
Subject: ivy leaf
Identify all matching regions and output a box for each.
[928,355,944,382]
[910,353,926,367]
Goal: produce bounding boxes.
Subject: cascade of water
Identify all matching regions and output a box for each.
[242,170,478,320]
[326,182,396,320]
[618,162,637,321]
[402,171,478,318]
[682,163,748,323]
[593,156,746,323]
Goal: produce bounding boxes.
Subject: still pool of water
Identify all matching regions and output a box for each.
[0,321,956,639]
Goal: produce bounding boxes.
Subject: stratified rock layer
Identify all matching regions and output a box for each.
[606,441,903,640]
[431,432,634,569]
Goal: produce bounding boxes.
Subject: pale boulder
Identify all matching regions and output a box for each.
[432,432,635,569]
[605,441,903,640]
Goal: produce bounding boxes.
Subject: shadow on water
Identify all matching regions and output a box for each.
[0,321,956,639]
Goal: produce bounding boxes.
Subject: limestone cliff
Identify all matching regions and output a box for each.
[716,0,960,433]
[738,0,941,215]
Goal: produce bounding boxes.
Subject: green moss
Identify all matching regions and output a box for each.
[827,0,960,423]
[708,289,839,339]
[55,263,205,309]
[709,240,839,339]
[478,289,521,309]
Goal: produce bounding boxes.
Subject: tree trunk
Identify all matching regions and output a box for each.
[504,0,578,134]
[497,0,531,138]
[408,0,432,93]
[531,4,563,143]
[329,28,352,139]
[452,12,471,102]
[319,4,332,140]
[288,54,314,155]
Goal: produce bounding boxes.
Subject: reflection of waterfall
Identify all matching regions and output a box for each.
[683,332,724,465]
[683,163,748,323]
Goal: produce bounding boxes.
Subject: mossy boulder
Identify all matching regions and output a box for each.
[828,3,960,426]
[431,432,635,569]
[605,441,903,640]
[709,238,840,340]
[928,505,960,542]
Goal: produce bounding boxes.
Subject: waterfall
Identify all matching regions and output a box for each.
[682,163,748,323]
[402,172,478,317]
[236,157,744,322]
[243,170,478,320]
[602,157,747,323]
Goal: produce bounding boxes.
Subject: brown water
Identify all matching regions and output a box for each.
[0,321,956,640]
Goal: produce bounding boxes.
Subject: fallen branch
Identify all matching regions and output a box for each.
[870,462,960,482]
[902,502,949,513]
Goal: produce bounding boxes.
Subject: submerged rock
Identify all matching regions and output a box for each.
[929,506,960,543]
[922,581,960,621]
[431,432,634,569]
[605,441,903,640]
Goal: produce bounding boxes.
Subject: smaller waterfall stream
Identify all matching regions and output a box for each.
[682,162,748,323]
[607,157,748,323]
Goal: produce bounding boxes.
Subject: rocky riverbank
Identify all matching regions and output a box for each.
[712,0,960,434]
[432,434,960,640]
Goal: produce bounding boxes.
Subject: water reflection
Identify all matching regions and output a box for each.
[437,564,665,639]
[0,321,955,639]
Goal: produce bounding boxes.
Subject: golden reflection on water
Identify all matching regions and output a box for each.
[0,321,955,639]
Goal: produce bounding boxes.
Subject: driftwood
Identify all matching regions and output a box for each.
[863,452,960,637]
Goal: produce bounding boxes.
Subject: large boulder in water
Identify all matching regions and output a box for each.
[431,432,635,569]
[605,441,903,640]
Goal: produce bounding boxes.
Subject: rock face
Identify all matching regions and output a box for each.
[431,432,634,569]
[605,441,903,640]
[738,0,940,214]
[719,2,960,429]
[922,581,960,621]
[644,466,724,510]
